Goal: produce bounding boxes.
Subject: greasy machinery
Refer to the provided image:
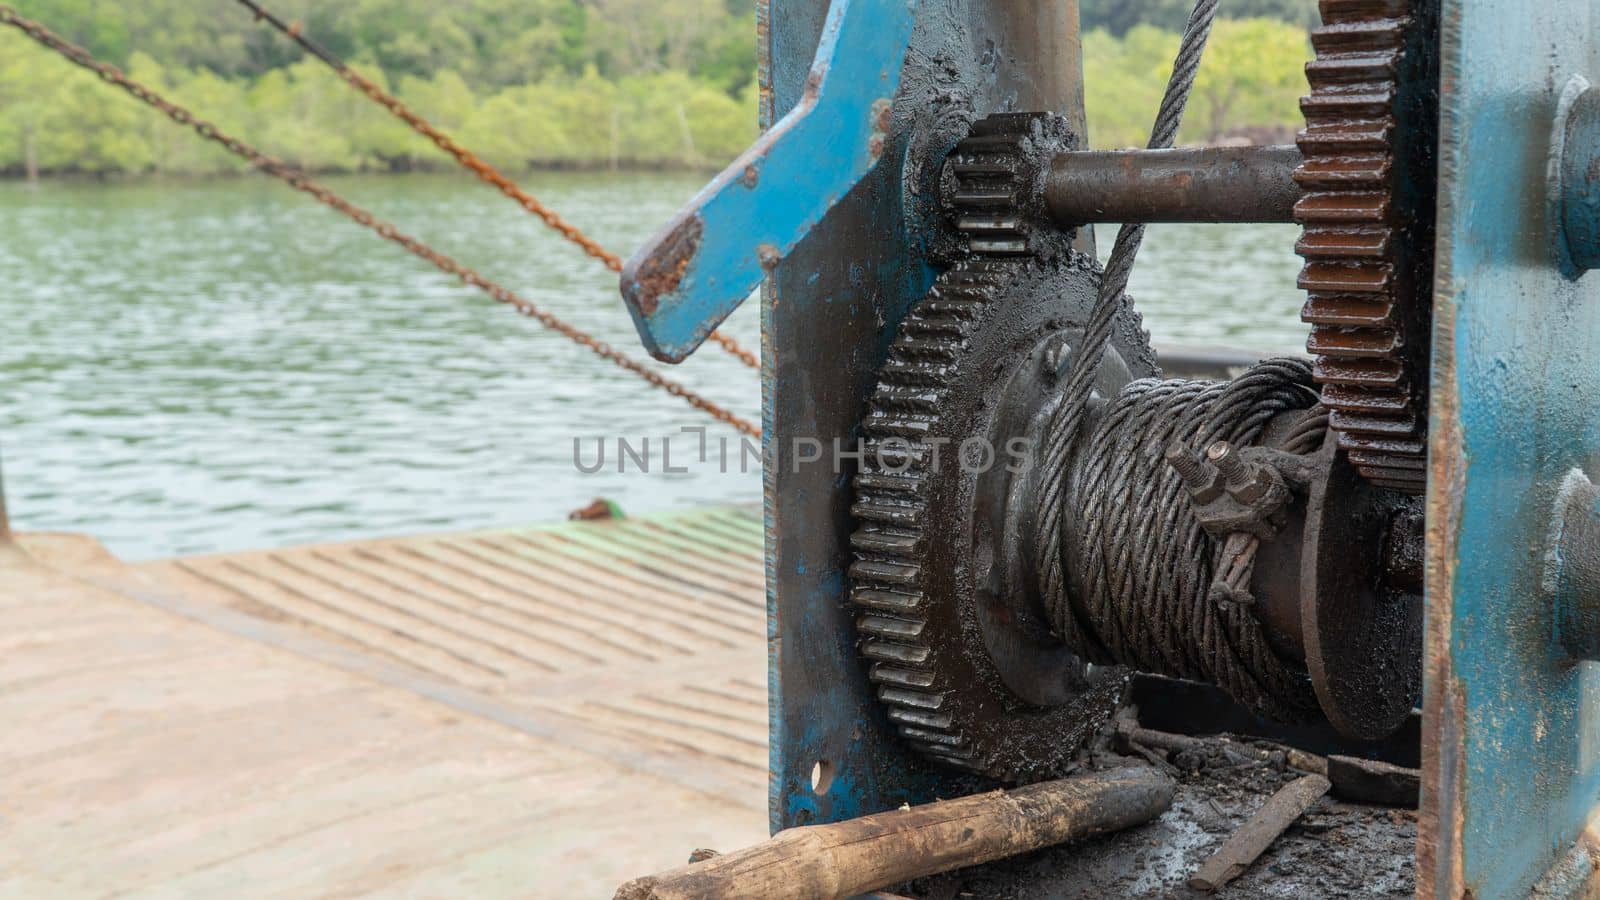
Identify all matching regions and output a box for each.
[621,0,1600,896]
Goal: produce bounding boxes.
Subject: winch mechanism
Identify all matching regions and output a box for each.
[847,0,1439,781]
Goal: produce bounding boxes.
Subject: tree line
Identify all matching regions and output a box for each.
[0,0,1309,179]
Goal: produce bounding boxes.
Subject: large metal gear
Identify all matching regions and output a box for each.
[846,119,1157,781]
[1294,0,1440,493]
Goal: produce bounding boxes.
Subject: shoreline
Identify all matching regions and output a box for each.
[0,160,726,185]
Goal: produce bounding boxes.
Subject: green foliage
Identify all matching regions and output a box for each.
[0,1,1307,177]
[1081,0,1318,36]
[0,0,761,177]
[1084,18,1309,148]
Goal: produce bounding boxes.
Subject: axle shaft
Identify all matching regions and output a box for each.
[1045,145,1302,225]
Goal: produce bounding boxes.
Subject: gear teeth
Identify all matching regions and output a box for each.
[870,663,935,688]
[861,440,926,468]
[869,386,943,412]
[862,640,930,665]
[887,707,954,731]
[878,686,944,710]
[1305,53,1398,84]
[849,130,1037,773]
[947,125,1030,257]
[849,559,921,586]
[901,316,966,338]
[850,500,924,527]
[1302,295,1396,327]
[1330,409,1418,435]
[900,725,964,746]
[881,358,956,387]
[1306,327,1402,357]
[896,335,964,359]
[857,614,926,641]
[1298,120,1393,153]
[1298,261,1393,294]
[1293,153,1392,188]
[1296,227,1391,259]
[852,587,923,613]
[1320,384,1412,412]
[852,468,925,492]
[1296,0,1431,493]
[849,527,921,554]
[1312,356,1405,387]
[1295,193,1391,223]
[852,114,1135,778]
[862,412,934,439]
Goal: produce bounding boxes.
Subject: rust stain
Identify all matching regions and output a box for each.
[632,215,703,316]
[742,164,760,188]
[1419,248,1467,896]
[873,98,893,133]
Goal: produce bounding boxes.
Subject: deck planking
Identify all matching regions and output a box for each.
[0,506,770,898]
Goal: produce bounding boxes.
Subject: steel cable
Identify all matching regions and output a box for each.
[1033,0,1221,662]
[231,0,760,371]
[1057,359,1324,722]
[1024,0,1326,719]
[0,5,758,438]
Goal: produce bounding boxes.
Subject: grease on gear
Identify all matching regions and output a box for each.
[847,116,1156,781]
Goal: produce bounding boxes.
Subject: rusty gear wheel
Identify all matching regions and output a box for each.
[846,117,1156,781]
[1294,0,1440,493]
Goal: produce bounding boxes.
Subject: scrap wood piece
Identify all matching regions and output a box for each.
[613,766,1175,900]
[1116,722,1332,776]
[1187,773,1332,893]
[1327,755,1420,808]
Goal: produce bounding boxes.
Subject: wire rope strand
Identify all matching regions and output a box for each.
[1032,0,1221,661]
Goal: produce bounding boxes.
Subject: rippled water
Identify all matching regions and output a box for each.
[0,173,1307,559]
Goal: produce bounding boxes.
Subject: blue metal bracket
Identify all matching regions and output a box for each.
[1425,1,1600,895]
[617,0,918,363]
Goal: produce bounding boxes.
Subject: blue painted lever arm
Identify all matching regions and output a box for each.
[618,0,919,363]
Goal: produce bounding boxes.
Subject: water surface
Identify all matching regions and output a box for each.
[0,172,1306,558]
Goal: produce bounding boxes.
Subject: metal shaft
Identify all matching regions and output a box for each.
[1046,145,1302,225]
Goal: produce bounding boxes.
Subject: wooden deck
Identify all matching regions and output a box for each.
[0,507,770,898]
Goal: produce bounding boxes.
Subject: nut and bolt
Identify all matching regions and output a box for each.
[1207,441,1250,487]
[1208,441,1277,505]
[1167,442,1225,503]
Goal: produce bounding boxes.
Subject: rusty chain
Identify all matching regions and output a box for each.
[232,0,760,371]
[0,5,759,438]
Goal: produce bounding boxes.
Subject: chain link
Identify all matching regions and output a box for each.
[233,0,760,371]
[0,5,759,438]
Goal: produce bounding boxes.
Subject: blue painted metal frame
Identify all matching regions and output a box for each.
[758,0,1094,832]
[618,0,918,363]
[1423,1,1600,895]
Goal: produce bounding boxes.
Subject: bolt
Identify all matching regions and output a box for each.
[1168,442,1224,503]
[1165,442,1209,489]
[1207,441,1251,489]
[1043,338,1072,381]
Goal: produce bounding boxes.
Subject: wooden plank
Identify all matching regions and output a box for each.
[616,768,1175,900]
[1188,773,1332,892]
